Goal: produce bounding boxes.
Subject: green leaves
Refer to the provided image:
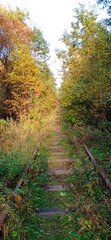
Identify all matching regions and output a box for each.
[59,5,111,125]
[32,27,49,63]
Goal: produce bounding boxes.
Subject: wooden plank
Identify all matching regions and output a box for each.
[45,185,69,191]
[47,169,75,175]
[36,208,66,217]
[51,152,65,155]
[36,207,74,217]
[48,146,63,149]
[48,158,76,163]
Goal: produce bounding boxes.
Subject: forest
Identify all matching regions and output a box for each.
[0,1,111,239]
[0,5,57,120]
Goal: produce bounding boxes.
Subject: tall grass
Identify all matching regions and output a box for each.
[0,109,57,214]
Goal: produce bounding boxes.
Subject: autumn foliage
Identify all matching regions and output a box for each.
[0,5,57,120]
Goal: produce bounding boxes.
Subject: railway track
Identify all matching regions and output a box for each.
[84,144,111,190]
[0,115,111,238]
[0,163,31,232]
[0,145,39,235]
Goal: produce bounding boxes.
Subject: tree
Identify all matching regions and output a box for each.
[97,0,111,26]
[3,44,44,118]
[0,5,57,120]
[0,5,31,70]
[59,5,111,125]
[31,27,49,63]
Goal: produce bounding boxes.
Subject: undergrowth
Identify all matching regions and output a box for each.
[60,119,111,239]
[62,119,111,179]
[1,111,111,239]
[3,122,111,240]
[0,109,56,229]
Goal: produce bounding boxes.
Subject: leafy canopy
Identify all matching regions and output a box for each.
[59,5,111,125]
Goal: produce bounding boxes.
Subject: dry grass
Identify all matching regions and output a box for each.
[0,109,57,218]
[0,109,57,155]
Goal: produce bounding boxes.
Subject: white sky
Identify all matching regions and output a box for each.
[0,0,107,87]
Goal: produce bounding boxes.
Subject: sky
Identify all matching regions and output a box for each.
[0,0,107,87]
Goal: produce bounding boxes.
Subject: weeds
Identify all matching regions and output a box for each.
[1,110,111,239]
[61,120,111,240]
[0,109,57,236]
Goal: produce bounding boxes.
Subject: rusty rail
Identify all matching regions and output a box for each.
[0,162,31,231]
[84,144,111,189]
[0,141,40,232]
[84,144,97,167]
[14,163,30,191]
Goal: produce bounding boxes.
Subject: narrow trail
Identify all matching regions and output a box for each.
[37,115,74,217]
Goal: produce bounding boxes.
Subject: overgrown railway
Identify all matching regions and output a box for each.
[0,116,111,239]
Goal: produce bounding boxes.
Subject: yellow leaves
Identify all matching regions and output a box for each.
[0,6,57,120]
[15,194,22,204]
[0,61,5,76]
[11,191,22,204]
